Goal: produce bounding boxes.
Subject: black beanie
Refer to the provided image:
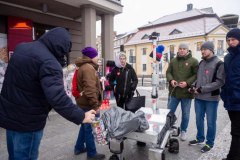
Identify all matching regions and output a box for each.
[201,41,214,53]
[226,28,240,41]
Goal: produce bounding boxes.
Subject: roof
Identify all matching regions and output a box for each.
[125,8,223,46]
[114,29,138,40]
[141,8,215,28]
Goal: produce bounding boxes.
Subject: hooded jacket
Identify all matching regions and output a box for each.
[166,52,198,98]
[0,27,85,132]
[221,45,240,110]
[75,57,102,110]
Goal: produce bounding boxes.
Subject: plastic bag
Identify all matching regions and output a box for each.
[91,118,108,145]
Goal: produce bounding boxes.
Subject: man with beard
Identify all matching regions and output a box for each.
[189,41,225,153]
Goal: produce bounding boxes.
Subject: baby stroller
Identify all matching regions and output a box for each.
[98,107,180,160]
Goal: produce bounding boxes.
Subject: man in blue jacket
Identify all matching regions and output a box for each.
[0,27,96,160]
[221,28,240,160]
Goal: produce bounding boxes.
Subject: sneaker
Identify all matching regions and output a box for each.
[74,148,87,155]
[87,153,105,160]
[180,131,187,141]
[189,139,204,145]
[201,145,212,153]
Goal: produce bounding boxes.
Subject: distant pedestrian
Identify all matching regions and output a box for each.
[189,41,225,153]
[221,28,240,160]
[0,27,96,160]
[166,43,198,141]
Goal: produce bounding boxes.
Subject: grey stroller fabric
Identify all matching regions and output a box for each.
[101,106,149,140]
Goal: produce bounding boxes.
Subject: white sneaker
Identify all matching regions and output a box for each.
[180,131,187,141]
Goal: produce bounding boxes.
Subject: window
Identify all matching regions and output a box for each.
[170,45,175,60]
[169,29,182,35]
[129,56,136,63]
[143,64,146,72]
[217,40,224,56]
[142,48,147,55]
[129,49,136,63]
[197,42,203,51]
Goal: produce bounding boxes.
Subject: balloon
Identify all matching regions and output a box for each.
[156,45,165,54]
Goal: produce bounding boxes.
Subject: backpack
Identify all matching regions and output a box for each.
[71,69,80,98]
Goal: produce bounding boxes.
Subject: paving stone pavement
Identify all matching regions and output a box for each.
[0,87,231,160]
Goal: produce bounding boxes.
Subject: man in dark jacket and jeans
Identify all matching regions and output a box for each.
[0,27,96,160]
[221,28,240,160]
[166,43,198,141]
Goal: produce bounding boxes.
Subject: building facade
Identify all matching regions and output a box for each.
[123,6,229,76]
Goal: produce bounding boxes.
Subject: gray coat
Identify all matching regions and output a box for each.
[194,56,225,101]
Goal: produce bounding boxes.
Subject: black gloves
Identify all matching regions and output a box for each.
[188,86,202,94]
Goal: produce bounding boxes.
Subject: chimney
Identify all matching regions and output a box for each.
[187,3,193,11]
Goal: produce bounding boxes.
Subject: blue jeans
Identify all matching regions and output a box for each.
[6,129,43,160]
[195,99,218,147]
[167,96,192,132]
[74,111,99,157]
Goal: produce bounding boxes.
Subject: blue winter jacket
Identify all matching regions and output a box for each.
[221,45,240,111]
[0,27,85,131]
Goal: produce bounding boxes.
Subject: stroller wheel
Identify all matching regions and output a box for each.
[109,154,120,160]
[162,150,166,160]
[168,138,179,154]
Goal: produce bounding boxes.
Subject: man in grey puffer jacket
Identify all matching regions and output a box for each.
[188,41,225,153]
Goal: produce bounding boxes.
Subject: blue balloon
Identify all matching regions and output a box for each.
[156,45,165,54]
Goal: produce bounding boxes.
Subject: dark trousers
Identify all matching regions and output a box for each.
[227,111,240,160]
[74,110,100,157]
[115,94,127,109]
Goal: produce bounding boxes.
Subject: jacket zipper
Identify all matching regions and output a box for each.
[123,70,129,97]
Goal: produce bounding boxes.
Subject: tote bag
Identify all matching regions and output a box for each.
[125,90,145,112]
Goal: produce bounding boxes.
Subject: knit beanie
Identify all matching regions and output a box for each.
[226,28,240,41]
[201,41,214,53]
[82,47,98,59]
[179,43,189,50]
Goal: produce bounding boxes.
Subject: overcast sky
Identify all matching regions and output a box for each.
[97,0,240,36]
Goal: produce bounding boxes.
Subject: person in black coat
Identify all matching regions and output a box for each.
[107,52,138,108]
[221,28,240,160]
[0,27,96,160]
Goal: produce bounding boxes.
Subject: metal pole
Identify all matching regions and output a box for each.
[149,32,160,114]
